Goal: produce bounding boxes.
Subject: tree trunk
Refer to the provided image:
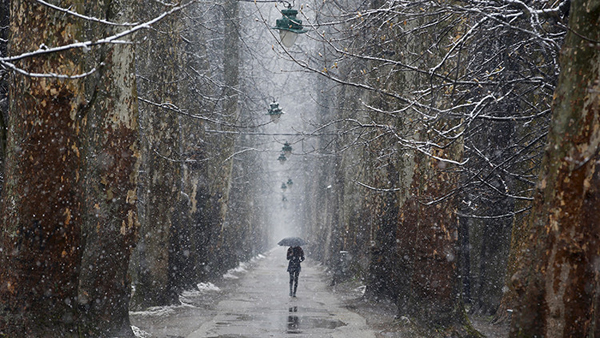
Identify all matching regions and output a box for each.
[0,1,85,335]
[208,0,240,275]
[131,0,182,309]
[77,1,140,336]
[405,145,478,336]
[469,116,515,316]
[510,0,600,336]
[365,157,401,302]
[0,0,8,178]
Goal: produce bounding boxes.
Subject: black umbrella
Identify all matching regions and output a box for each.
[278,237,306,247]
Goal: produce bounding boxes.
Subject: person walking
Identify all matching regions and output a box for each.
[287,246,305,297]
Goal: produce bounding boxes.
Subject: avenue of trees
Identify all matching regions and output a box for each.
[0,0,599,337]
[0,0,269,336]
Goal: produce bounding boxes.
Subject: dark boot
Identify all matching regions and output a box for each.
[289,283,293,297]
[293,284,298,297]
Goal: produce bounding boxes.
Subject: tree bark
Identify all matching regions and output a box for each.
[0,0,8,176]
[511,0,600,336]
[409,166,460,326]
[0,1,85,335]
[365,156,401,302]
[131,0,182,309]
[77,1,140,336]
[511,0,600,337]
[469,116,515,316]
[404,144,477,336]
[204,0,240,276]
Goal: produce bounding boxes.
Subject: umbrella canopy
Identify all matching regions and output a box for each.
[278,237,306,247]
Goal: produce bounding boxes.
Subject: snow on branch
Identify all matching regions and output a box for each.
[2,60,98,79]
[36,0,139,26]
[504,0,569,20]
[412,144,469,166]
[138,97,272,129]
[354,180,403,192]
[457,207,531,219]
[429,17,486,76]
[0,1,195,78]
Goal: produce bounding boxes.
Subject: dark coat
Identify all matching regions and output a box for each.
[287,246,305,273]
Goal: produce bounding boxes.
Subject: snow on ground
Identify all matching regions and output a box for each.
[129,305,180,318]
[188,281,221,294]
[131,250,509,338]
[130,252,268,337]
[222,252,265,279]
[180,282,221,305]
[354,285,367,295]
[132,325,151,338]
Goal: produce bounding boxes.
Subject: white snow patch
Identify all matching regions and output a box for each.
[250,253,266,263]
[179,282,221,307]
[129,305,178,317]
[198,281,221,292]
[398,316,411,324]
[223,262,248,279]
[180,282,221,299]
[354,285,367,295]
[223,272,239,280]
[232,262,248,273]
[178,299,197,308]
[132,325,151,338]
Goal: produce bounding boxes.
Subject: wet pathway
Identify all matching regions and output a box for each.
[186,246,376,338]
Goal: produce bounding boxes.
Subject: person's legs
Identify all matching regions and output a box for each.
[289,272,294,296]
[292,271,299,297]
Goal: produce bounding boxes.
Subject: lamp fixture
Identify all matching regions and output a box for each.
[282,142,292,156]
[267,101,284,123]
[273,5,308,47]
[277,153,287,164]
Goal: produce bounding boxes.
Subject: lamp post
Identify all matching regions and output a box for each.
[277,153,287,164]
[267,101,284,123]
[282,141,292,156]
[273,5,307,47]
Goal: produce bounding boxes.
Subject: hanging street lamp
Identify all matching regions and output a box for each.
[286,178,294,189]
[273,5,308,48]
[281,182,288,191]
[267,101,284,123]
[277,153,287,164]
[282,141,292,156]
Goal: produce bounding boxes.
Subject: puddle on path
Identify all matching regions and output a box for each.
[286,306,347,334]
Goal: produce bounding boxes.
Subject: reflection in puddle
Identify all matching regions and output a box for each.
[286,306,347,334]
[287,306,301,333]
